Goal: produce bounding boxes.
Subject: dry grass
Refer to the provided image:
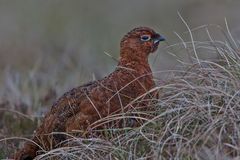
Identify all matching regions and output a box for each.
[1,21,240,159]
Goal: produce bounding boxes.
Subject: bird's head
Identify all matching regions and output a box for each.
[120,27,165,57]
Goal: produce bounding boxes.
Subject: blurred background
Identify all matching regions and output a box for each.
[0,0,239,92]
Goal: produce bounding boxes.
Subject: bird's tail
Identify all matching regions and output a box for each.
[13,142,38,160]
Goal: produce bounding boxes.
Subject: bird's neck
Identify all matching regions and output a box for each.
[117,48,151,73]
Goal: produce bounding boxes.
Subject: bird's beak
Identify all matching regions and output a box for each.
[153,34,165,44]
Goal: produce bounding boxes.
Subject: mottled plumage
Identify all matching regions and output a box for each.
[14,27,165,160]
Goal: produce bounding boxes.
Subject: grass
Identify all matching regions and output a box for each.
[1,21,240,159]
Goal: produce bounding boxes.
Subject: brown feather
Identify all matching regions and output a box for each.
[14,27,165,160]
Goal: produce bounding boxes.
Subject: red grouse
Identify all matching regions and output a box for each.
[14,27,165,160]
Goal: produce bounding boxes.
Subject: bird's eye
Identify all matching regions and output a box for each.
[140,35,151,42]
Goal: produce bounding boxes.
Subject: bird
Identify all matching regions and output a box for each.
[13,27,165,160]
